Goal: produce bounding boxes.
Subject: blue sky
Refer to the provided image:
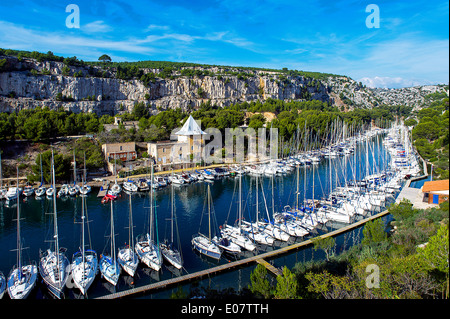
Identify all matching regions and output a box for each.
[0,0,448,88]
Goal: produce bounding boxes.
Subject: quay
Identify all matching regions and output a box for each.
[96,209,391,299]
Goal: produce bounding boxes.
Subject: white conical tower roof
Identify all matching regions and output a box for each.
[175,115,207,136]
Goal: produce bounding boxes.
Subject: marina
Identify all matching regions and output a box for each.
[0,123,423,299]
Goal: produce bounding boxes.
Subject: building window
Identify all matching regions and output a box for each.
[120,146,122,151]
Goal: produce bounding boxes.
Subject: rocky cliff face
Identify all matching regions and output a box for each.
[0,55,447,114]
[0,56,330,114]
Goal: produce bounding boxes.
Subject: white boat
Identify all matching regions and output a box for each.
[7,263,38,300]
[220,175,256,251]
[221,224,256,251]
[109,183,121,195]
[39,249,70,298]
[169,174,184,184]
[160,176,183,270]
[123,180,138,192]
[135,234,162,271]
[212,235,241,255]
[71,249,98,296]
[7,170,38,299]
[192,185,222,260]
[35,185,46,197]
[71,195,98,295]
[240,221,274,246]
[192,235,222,260]
[135,163,162,272]
[259,221,290,242]
[118,194,139,277]
[5,187,19,201]
[22,185,34,197]
[137,179,150,192]
[68,185,78,196]
[202,170,215,180]
[273,212,309,237]
[58,184,69,197]
[46,187,54,197]
[39,158,70,298]
[79,184,91,195]
[99,201,121,286]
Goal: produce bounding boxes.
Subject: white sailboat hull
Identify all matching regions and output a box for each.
[118,247,139,277]
[7,264,38,299]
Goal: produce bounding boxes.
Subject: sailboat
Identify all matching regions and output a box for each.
[39,153,70,298]
[7,168,38,299]
[240,175,275,246]
[135,162,162,272]
[160,172,183,269]
[118,194,139,277]
[99,200,121,286]
[192,185,222,260]
[71,195,98,295]
[220,175,256,251]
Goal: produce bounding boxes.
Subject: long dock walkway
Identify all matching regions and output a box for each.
[96,209,391,299]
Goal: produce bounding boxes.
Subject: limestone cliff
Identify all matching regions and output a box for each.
[0,55,447,114]
[0,56,330,114]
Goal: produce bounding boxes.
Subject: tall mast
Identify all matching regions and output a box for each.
[110,200,115,263]
[51,150,60,273]
[16,167,22,279]
[73,149,77,186]
[81,193,85,282]
[149,161,154,241]
[255,174,259,222]
[170,171,174,244]
[83,152,87,185]
[128,194,134,248]
[207,185,211,240]
[238,174,242,233]
[40,153,43,186]
[296,164,300,211]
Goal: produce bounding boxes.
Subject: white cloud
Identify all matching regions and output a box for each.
[145,24,170,32]
[83,20,113,33]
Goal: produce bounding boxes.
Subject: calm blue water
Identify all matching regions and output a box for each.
[0,134,393,299]
[409,175,431,189]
